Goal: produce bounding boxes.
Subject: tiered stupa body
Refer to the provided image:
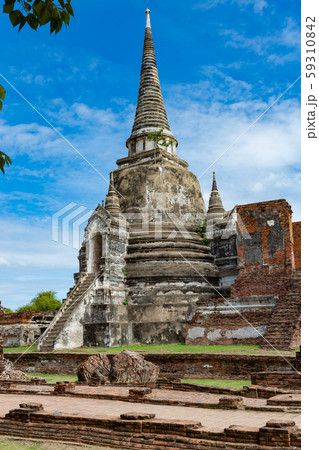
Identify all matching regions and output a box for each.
[38,10,219,351]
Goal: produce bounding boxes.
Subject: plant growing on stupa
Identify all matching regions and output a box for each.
[147,128,173,149]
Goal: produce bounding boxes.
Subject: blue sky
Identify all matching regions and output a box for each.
[0,0,300,309]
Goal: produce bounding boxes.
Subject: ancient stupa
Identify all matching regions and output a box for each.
[38,9,219,350]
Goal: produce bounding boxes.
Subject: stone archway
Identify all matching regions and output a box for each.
[91,233,103,274]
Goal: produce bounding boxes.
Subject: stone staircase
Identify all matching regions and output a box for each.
[38,274,95,351]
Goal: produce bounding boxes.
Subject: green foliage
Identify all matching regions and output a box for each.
[3,0,74,33]
[195,219,210,246]
[0,150,12,174]
[201,236,209,246]
[5,308,14,314]
[123,298,129,305]
[1,1,75,175]
[121,268,127,275]
[15,290,62,312]
[147,128,173,148]
[0,84,5,110]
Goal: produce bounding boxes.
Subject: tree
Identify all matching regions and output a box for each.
[15,290,62,312]
[1,0,75,174]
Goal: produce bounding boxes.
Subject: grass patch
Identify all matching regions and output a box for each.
[0,437,117,449]
[54,343,296,356]
[3,343,297,357]
[3,345,38,353]
[29,373,250,389]
[29,373,77,383]
[181,379,251,389]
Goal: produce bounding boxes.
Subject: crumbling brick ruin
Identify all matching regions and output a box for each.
[0,337,4,375]
[0,309,56,348]
[187,198,301,350]
[37,9,301,352]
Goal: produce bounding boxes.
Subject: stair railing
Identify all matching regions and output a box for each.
[38,274,95,348]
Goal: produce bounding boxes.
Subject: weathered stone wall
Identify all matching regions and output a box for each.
[114,154,206,224]
[4,352,295,379]
[186,309,272,346]
[0,311,56,348]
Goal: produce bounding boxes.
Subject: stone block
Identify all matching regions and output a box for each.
[219,396,244,409]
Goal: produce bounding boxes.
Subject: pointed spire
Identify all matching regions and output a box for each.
[126,9,177,156]
[208,172,225,215]
[105,172,121,216]
[132,8,170,133]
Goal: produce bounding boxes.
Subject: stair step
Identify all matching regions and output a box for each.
[38,274,96,349]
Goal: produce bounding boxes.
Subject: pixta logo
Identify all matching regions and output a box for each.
[52,203,93,250]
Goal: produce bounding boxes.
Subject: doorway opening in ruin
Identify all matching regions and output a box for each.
[92,233,103,274]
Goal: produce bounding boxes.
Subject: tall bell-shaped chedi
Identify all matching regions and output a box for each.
[115,9,206,220]
[38,9,219,351]
[113,9,219,344]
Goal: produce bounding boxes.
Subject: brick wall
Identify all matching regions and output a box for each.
[231,199,297,298]
[187,199,301,350]
[0,337,4,374]
[4,352,295,379]
[292,222,301,269]
[251,371,301,390]
[0,407,301,448]
[237,199,295,270]
[0,311,56,326]
[261,292,301,350]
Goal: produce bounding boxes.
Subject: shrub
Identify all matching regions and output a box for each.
[16,291,62,313]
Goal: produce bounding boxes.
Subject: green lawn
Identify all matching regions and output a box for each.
[29,373,78,384]
[181,379,251,389]
[4,343,297,357]
[30,372,250,390]
[3,345,38,353]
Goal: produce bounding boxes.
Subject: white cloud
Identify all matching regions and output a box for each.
[0,217,78,270]
[221,18,300,64]
[0,257,10,266]
[195,0,268,14]
[165,71,300,221]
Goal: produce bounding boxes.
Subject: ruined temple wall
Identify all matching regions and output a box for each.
[292,222,301,270]
[0,311,56,348]
[236,199,294,271]
[185,309,272,346]
[231,199,297,298]
[187,199,301,349]
[0,337,4,374]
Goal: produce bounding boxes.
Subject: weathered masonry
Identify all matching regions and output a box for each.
[38,9,219,351]
[38,9,301,351]
[0,306,56,348]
